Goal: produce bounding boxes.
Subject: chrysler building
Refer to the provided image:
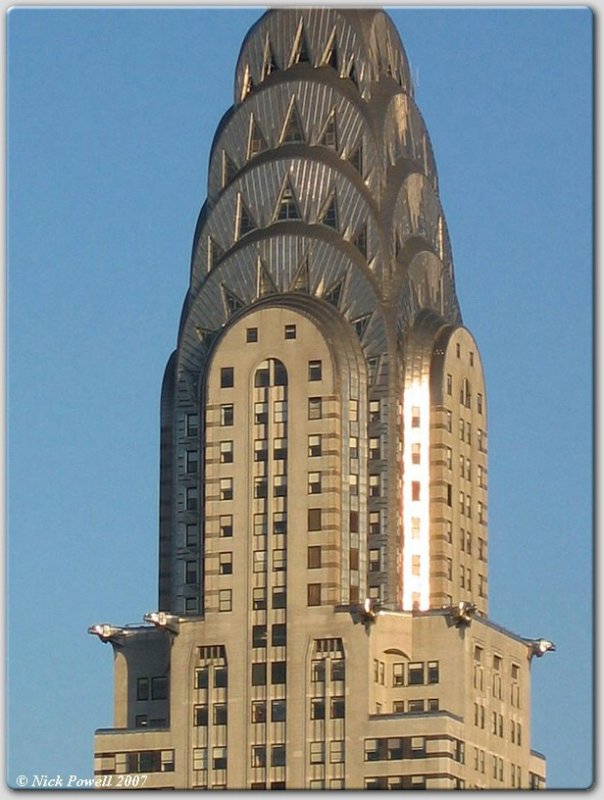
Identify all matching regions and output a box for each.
[90,8,552,789]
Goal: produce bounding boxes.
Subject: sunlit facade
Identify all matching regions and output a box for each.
[90,8,550,789]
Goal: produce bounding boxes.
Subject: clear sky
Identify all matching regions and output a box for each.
[7,6,592,790]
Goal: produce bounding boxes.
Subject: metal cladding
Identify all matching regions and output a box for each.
[160,7,463,611]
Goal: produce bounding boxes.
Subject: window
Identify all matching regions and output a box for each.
[308,397,322,419]
[271,699,286,721]
[193,747,208,771]
[186,413,199,437]
[251,745,266,768]
[308,360,322,381]
[308,583,321,606]
[330,741,344,764]
[185,450,199,475]
[272,549,286,571]
[370,437,381,460]
[195,705,209,726]
[369,474,380,496]
[253,550,266,573]
[411,406,420,427]
[273,475,287,497]
[332,660,345,682]
[219,477,233,501]
[220,367,234,388]
[311,661,325,683]
[408,699,425,713]
[284,324,296,339]
[447,373,452,394]
[271,745,286,768]
[254,402,268,425]
[411,481,421,501]
[369,399,381,421]
[408,442,421,466]
[349,399,358,421]
[252,587,266,611]
[308,546,322,569]
[393,700,404,713]
[392,663,404,686]
[274,401,287,423]
[369,511,380,536]
[308,508,322,531]
[252,625,267,648]
[411,554,421,576]
[185,560,198,584]
[427,661,439,684]
[477,393,483,414]
[254,477,267,499]
[427,698,439,712]
[308,471,321,494]
[273,511,287,535]
[213,747,227,771]
[219,515,232,537]
[350,436,360,459]
[331,697,345,718]
[466,421,472,444]
[271,661,286,684]
[459,418,465,441]
[137,677,149,701]
[251,663,266,686]
[369,549,381,572]
[218,589,232,612]
[218,552,232,575]
[186,486,198,512]
[310,742,324,764]
[213,704,227,726]
[246,327,258,343]
[349,473,358,496]
[408,662,424,685]
[308,434,321,457]
[220,404,234,426]
[272,587,286,609]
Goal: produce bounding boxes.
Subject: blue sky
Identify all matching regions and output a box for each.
[7,6,592,789]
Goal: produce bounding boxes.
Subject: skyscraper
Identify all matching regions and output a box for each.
[90,8,552,789]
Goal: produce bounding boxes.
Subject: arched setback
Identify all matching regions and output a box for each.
[429,325,488,615]
[201,299,368,621]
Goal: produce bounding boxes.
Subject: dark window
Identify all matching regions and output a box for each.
[254,368,270,387]
[271,624,286,647]
[219,515,232,538]
[308,508,322,531]
[251,663,266,686]
[427,661,440,684]
[311,699,325,720]
[273,512,287,535]
[220,367,234,388]
[331,697,345,718]
[272,587,286,609]
[219,552,232,575]
[408,662,425,685]
[252,625,267,648]
[271,699,286,722]
[408,699,425,713]
[252,746,266,768]
[331,660,345,682]
[427,698,439,712]
[350,510,359,532]
[308,434,322,457]
[246,327,258,343]
[185,561,198,584]
[195,668,208,690]
[213,749,227,771]
[252,587,266,610]
[412,481,421,501]
[308,583,321,606]
[186,413,199,437]
[186,487,198,512]
[308,360,322,381]
[137,677,149,701]
[213,704,227,725]
[274,362,288,386]
[151,676,168,700]
[271,745,286,768]
[195,705,208,726]
[214,667,228,688]
[284,324,296,340]
[308,546,322,569]
[271,661,286,684]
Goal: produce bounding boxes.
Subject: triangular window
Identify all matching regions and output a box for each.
[280,100,305,144]
[236,194,257,239]
[290,255,310,293]
[352,223,367,258]
[262,38,278,80]
[222,151,237,187]
[256,257,278,297]
[275,180,301,221]
[241,65,254,100]
[318,111,337,150]
[367,356,380,385]
[324,276,344,308]
[195,327,217,346]
[319,193,338,230]
[321,28,338,73]
[291,21,311,64]
[208,236,225,270]
[352,313,371,340]
[248,117,268,159]
[347,142,363,174]
[349,61,359,89]
[222,285,245,316]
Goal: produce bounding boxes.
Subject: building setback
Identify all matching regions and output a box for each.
[90,8,552,789]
